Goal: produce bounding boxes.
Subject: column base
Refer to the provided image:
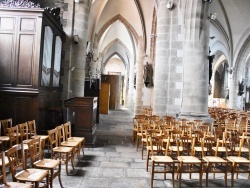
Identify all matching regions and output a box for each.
[179,112,214,123]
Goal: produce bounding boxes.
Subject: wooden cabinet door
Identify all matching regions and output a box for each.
[100,83,110,114]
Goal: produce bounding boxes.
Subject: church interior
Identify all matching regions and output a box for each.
[1,0,250,187]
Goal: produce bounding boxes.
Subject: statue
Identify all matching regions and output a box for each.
[238,79,245,96]
[143,62,152,88]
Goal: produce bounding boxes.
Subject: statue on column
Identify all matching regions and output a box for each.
[238,79,245,96]
[143,62,153,88]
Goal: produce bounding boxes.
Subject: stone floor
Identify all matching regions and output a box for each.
[8,109,250,187]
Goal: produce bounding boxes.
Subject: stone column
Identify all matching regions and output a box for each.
[153,0,182,117]
[229,74,242,110]
[134,36,144,115]
[71,0,90,97]
[126,55,135,113]
[180,0,210,117]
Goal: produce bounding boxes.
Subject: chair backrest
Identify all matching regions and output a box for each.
[0,151,7,184]
[7,125,19,147]
[63,121,72,140]
[6,143,25,181]
[1,118,12,136]
[18,122,29,142]
[26,137,42,167]
[27,120,37,138]
[47,129,59,149]
[56,124,65,145]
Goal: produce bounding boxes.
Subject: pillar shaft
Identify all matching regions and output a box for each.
[153,0,181,117]
[71,0,90,97]
[134,37,144,115]
[180,0,210,117]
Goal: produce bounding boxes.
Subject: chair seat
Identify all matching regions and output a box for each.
[53,146,73,153]
[31,135,49,141]
[178,156,201,163]
[212,147,231,152]
[68,137,84,142]
[34,159,60,168]
[61,141,79,147]
[227,156,250,163]
[203,156,227,163]
[16,169,48,182]
[2,182,33,188]
[0,156,9,166]
[146,145,165,151]
[235,147,249,152]
[194,146,208,152]
[169,146,183,151]
[151,155,173,162]
[0,136,9,141]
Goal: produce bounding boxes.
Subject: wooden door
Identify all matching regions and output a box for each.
[100,83,110,114]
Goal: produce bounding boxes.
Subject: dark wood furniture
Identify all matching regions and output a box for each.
[64,97,98,146]
[0,7,65,132]
[84,79,100,123]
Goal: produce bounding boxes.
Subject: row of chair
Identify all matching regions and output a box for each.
[132,110,250,187]
[146,128,250,188]
[0,119,85,188]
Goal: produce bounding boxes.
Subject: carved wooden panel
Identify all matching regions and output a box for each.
[14,96,37,124]
[0,33,14,85]
[17,34,35,86]
[0,17,15,31]
[20,18,36,32]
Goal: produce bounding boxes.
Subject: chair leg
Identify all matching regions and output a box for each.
[65,153,69,175]
[178,162,183,188]
[151,160,154,188]
[58,162,63,188]
[231,165,234,187]
[172,163,175,188]
[141,141,144,159]
[50,169,54,188]
[71,151,75,170]
[146,150,150,172]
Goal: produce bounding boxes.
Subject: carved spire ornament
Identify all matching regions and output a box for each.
[0,0,40,8]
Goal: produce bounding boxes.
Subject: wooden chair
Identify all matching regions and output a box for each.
[27,120,37,138]
[27,120,49,154]
[0,118,12,136]
[56,124,80,161]
[47,128,75,175]
[26,137,63,188]
[63,121,85,155]
[132,115,145,143]
[145,129,163,171]
[177,137,203,188]
[7,125,19,147]
[150,136,175,188]
[6,143,49,188]
[227,137,250,186]
[0,151,33,188]
[0,119,12,150]
[202,138,229,187]
[18,122,29,143]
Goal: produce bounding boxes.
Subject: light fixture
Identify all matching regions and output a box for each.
[74,0,79,3]
[203,0,213,3]
[150,34,157,38]
[86,51,98,62]
[209,13,217,20]
[166,2,173,9]
[209,36,215,40]
[70,66,75,71]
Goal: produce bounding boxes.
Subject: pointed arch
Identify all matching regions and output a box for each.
[97,14,139,44]
[103,52,127,68]
[102,38,131,63]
